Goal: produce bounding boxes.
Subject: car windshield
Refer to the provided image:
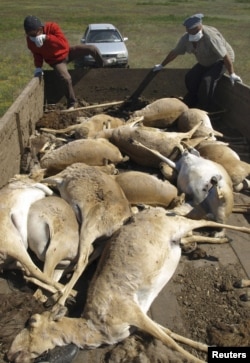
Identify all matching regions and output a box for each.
[87,29,122,43]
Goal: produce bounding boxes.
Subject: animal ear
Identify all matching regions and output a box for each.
[50,305,68,321]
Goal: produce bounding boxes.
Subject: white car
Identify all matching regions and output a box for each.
[77,23,129,68]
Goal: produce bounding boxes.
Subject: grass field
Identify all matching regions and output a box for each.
[1,0,250,117]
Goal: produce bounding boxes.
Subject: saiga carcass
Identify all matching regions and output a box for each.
[8,207,250,363]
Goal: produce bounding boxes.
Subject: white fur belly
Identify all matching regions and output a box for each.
[135,242,181,313]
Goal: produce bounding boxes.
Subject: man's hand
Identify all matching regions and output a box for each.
[230,73,242,86]
[153,64,163,72]
[34,34,46,48]
[34,67,44,77]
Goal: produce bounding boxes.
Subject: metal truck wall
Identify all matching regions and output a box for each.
[214,76,250,139]
[43,68,188,105]
[44,68,250,140]
[0,78,44,189]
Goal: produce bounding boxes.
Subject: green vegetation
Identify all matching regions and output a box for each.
[1,0,250,117]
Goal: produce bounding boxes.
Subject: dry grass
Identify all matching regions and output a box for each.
[1,0,250,116]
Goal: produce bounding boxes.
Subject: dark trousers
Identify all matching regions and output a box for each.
[51,45,104,107]
[183,61,225,111]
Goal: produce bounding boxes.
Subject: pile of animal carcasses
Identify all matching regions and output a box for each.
[3,97,250,363]
[3,96,250,298]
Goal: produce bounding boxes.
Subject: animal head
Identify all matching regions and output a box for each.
[8,307,68,363]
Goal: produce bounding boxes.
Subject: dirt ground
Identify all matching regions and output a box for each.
[1,74,250,363]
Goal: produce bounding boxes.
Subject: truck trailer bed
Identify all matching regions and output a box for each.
[0,69,249,362]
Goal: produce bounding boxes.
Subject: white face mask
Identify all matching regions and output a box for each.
[189,30,203,42]
[29,36,37,42]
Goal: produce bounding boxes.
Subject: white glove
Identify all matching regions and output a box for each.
[153,64,163,72]
[34,34,46,48]
[34,67,44,77]
[230,73,242,86]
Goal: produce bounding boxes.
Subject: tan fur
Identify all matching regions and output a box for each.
[28,196,79,288]
[8,207,250,363]
[177,108,223,139]
[159,161,178,184]
[100,122,201,168]
[42,163,132,306]
[0,176,65,295]
[133,98,188,128]
[40,138,128,173]
[41,113,125,139]
[196,140,250,191]
[115,171,178,207]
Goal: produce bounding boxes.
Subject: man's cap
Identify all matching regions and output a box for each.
[24,15,43,32]
[183,13,204,29]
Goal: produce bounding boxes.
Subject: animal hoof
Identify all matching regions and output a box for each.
[233,280,243,288]
[34,344,79,363]
[44,291,62,308]
[189,247,207,260]
[240,291,250,302]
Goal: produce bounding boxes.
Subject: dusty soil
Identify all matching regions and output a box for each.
[1,74,250,363]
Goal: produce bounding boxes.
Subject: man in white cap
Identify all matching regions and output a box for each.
[153,13,242,110]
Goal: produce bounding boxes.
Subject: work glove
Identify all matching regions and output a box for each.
[153,64,163,72]
[34,34,46,48]
[34,67,44,77]
[230,73,242,86]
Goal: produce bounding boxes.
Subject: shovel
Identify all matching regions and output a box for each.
[125,67,161,104]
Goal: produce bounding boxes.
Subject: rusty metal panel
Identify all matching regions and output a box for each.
[0,78,44,188]
[215,76,250,141]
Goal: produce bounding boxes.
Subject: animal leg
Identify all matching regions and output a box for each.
[39,253,78,303]
[57,242,93,306]
[43,245,76,283]
[22,265,63,293]
[176,216,250,235]
[181,235,229,245]
[8,243,65,295]
[239,291,250,301]
[234,278,250,288]
[24,276,58,294]
[157,323,208,353]
[27,276,78,298]
[128,305,206,363]
[131,139,177,170]
[233,279,250,301]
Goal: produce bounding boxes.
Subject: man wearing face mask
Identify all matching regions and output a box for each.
[23,15,116,110]
[153,13,242,110]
